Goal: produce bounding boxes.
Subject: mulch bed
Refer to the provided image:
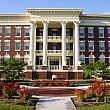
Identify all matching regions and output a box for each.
[71,97,106,107]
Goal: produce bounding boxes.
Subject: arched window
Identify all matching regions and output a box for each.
[99,54,105,62]
[14,54,20,59]
[4,54,10,61]
[80,54,85,64]
[24,54,29,64]
[89,54,95,63]
[109,55,110,64]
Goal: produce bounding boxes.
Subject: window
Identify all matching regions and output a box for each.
[108,28,110,37]
[66,29,71,36]
[99,28,104,38]
[79,27,84,38]
[16,28,21,36]
[88,28,93,38]
[52,31,57,36]
[50,59,59,65]
[88,42,94,51]
[24,28,30,36]
[5,28,11,36]
[109,55,110,64]
[4,54,10,61]
[24,42,29,50]
[79,42,85,51]
[39,43,43,50]
[39,57,43,65]
[0,28,2,36]
[66,59,70,65]
[24,54,29,64]
[99,54,105,62]
[39,30,43,36]
[4,42,10,50]
[80,54,85,64]
[89,54,95,64]
[15,42,20,50]
[52,43,57,50]
[99,42,105,51]
[108,42,110,51]
[66,43,70,50]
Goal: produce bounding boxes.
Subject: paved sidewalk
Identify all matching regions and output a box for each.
[36,96,77,110]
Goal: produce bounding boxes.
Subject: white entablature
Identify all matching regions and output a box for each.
[27,8,83,22]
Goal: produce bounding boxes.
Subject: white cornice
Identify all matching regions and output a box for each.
[26,8,83,15]
[26,8,83,12]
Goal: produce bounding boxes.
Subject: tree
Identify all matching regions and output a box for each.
[82,61,110,79]
[0,59,25,81]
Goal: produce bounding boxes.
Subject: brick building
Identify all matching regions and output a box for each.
[0,8,110,80]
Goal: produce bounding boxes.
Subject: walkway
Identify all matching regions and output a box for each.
[36,96,77,110]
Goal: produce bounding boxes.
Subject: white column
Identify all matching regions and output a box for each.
[42,21,48,66]
[61,21,67,66]
[73,27,75,68]
[29,21,36,69]
[74,21,80,70]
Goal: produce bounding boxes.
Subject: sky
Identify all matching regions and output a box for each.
[0,0,110,14]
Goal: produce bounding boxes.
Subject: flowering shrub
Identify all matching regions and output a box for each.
[0,81,19,98]
[32,80,75,87]
[75,82,110,102]
[75,89,86,101]
[18,87,32,103]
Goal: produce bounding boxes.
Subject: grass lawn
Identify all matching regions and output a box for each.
[77,104,110,110]
[0,104,33,110]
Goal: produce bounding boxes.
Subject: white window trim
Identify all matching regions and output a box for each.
[15,41,21,51]
[107,28,110,38]
[99,41,105,52]
[14,54,20,59]
[80,54,85,64]
[15,27,21,37]
[79,41,85,51]
[99,27,104,38]
[5,27,11,37]
[79,27,85,38]
[24,41,30,51]
[99,55,105,62]
[108,41,110,52]
[4,40,10,51]
[88,27,94,38]
[24,27,30,37]
[88,41,94,51]
[89,54,95,64]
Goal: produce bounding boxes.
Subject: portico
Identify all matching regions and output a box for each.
[26,8,83,79]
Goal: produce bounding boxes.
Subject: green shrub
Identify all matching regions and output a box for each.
[20,82,32,86]
[0,104,33,110]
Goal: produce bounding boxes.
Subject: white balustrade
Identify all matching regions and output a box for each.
[48,36,61,40]
[36,65,42,70]
[36,50,43,53]
[48,65,62,70]
[66,36,73,40]
[48,50,61,53]
[36,36,43,40]
[66,50,73,54]
[36,65,74,70]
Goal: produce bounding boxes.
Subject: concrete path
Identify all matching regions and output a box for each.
[36,96,77,110]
